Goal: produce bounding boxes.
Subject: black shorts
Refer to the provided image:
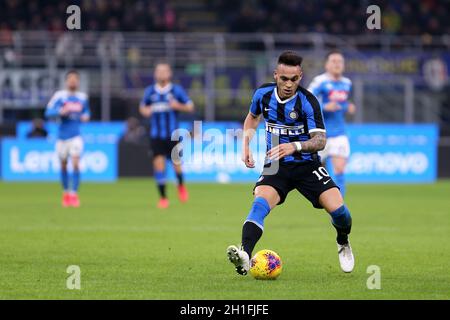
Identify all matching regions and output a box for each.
[150,138,181,159]
[254,161,339,208]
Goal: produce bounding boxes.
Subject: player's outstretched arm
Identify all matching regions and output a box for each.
[242,112,261,168]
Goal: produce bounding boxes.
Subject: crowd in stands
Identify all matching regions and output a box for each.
[0,0,184,34]
[213,0,448,36]
[0,0,447,36]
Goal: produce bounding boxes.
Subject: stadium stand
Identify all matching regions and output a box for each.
[0,0,448,35]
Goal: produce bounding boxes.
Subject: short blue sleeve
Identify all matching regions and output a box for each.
[249,90,262,116]
[348,82,353,100]
[173,85,192,104]
[82,98,91,117]
[140,87,153,106]
[303,94,326,133]
[307,78,323,99]
[45,94,64,119]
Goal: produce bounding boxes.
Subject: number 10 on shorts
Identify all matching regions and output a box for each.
[312,167,330,181]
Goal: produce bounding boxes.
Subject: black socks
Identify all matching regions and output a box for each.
[242,221,263,259]
[176,173,184,186]
[157,184,166,199]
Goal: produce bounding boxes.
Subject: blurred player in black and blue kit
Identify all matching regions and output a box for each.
[227,51,355,275]
[308,50,356,197]
[45,70,90,208]
[139,62,194,209]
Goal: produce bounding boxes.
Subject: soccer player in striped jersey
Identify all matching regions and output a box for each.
[227,51,354,275]
[307,50,355,197]
[139,62,194,209]
[45,70,90,207]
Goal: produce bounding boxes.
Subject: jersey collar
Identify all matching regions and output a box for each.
[274,87,298,104]
[154,83,173,94]
[325,72,342,82]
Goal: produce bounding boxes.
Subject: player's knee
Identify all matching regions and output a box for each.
[71,159,80,171]
[254,187,279,208]
[153,157,165,171]
[320,187,344,213]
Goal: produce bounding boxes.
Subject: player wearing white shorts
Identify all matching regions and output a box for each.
[308,51,355,197]
[45,70,90,207]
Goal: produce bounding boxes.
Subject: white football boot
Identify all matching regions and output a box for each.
[226,245,250,276]
[337,241,355,273]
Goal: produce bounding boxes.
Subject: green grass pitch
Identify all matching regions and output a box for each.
[0,179,449,299]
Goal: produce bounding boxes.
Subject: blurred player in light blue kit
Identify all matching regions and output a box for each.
[308,51,355,197]
[45,70,90,207]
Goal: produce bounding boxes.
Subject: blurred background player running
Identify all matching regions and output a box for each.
[307,51,355,197]
[44,70,90,207]
[139,62,194,209]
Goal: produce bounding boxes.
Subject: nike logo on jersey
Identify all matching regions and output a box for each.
[323,179,331,185]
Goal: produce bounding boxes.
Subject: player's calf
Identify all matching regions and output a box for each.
[154,170,170,208]
[330,204,352,244]
[242,197,271,258]
[329,204,354,272]
[228,195,273,276]
[319,188,354,272]
[154,170,167,198]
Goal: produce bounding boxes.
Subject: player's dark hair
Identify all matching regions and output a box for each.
[65,69,79,78]
[277,51,303,67]
[325,50,344,61]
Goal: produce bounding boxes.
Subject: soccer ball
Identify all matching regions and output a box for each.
[249,249,282,280]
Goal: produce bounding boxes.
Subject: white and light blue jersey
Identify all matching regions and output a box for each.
[44,90,90,140]
[307,73,352,137]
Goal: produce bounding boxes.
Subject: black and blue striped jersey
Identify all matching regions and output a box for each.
[249,83,326,164]
[141,83,192,140]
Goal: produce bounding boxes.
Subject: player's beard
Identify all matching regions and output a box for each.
[278,86,296,99]
[67,84,79,92]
